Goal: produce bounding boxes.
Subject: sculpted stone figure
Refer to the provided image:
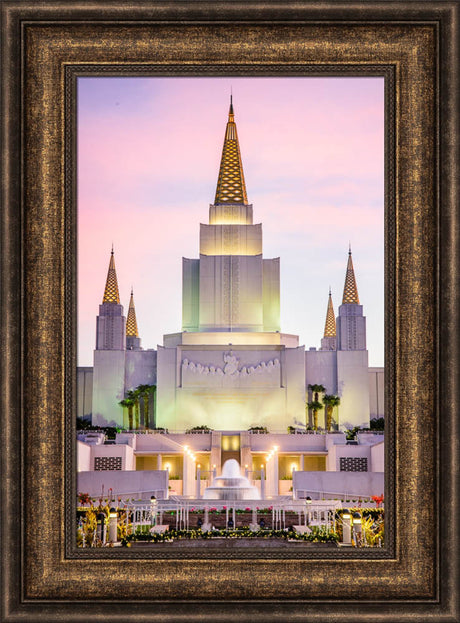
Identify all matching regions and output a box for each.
[223,352,239,376]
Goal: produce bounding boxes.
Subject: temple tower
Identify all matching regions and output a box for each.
[158,98,303,432]
[320,288,337,351]
[92,249,127,426]
[336,247,366,351]
[95,248,125,350]
[182,97,280,333]
[335,248,370,427]
[126,289,141,350]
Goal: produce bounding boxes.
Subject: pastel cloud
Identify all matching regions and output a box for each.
[78,77,384,366]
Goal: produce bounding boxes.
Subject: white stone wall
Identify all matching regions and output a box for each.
[156,343,307,432]
[96,303,125,350]
[368,367,385,418]
[77,367,93,421]
[370,441,384,472]
[156,346,178,428]
[198,254,264,331]
[283,346,307,428]
[77,440,92,471]
[92,350,126,427]
[305,349,337,396]
[293,470,384,499]
[199,223,262,256]
[181,350,281,389]
[88,443,135,470]
[124,349,157,391]
[208,203,253,225]
[77,470,169,500]
[182,258,200,332]
[336,350,371,428]
[336,303,366,351]
[262,258,280,331]
[331,443,372,471]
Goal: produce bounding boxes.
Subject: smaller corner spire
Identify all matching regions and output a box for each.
[324,289,336,338]
[102,248,120,304]
[342,247,360,304]
[126,288,139,338]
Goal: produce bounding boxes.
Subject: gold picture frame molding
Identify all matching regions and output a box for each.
[2,3,458,621]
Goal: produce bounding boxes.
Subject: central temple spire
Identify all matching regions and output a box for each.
[214,97,248,205]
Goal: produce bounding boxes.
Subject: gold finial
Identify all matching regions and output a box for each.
[214,98,248,204]
[324,288,336,337]
[102,248,120,304]
[126,288,139,337]
[342,248,360,304]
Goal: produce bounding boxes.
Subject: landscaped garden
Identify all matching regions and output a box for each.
[76,496,384,548]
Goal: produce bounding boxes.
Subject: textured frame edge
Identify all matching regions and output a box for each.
[1,2,458,622]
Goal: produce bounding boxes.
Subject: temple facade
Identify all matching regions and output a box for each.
[82,99,383,433]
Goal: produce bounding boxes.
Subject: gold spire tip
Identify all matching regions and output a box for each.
[102,248,120,304]
[342,249,360,304]
[126,289,139,337]
[214,98,248,204]
[324,290,336,338]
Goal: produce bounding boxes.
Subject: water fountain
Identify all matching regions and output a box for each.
[203,459,261,500]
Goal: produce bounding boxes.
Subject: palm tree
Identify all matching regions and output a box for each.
[308,383,326,402]
[126,389,140,429]
[322,394,341,432]
[307,400,324,431]
[307,384,326,429]
[118,397,134,430]
[136,384,156,429]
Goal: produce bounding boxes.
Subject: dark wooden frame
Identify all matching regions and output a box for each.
[1,2,459,621]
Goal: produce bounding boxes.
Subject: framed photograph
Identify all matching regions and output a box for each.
[1,2,458,621]
[74,74,386,554]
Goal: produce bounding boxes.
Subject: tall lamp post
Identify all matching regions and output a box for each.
[196,464,201,499]
[260,465,265,500]
[150,495,158,528]
[97,512,106,545]
[342,509,352,546]
[108,508,118,544]
[305,496,312,527]
[353,512,362,547]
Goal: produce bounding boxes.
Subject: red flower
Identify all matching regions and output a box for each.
[78,492,91,505]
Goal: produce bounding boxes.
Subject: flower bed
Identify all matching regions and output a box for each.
[121,526,339,546]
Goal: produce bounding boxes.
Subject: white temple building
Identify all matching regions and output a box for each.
[77,99,385,501]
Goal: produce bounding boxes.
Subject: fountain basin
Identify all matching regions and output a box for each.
[203,459,261,500]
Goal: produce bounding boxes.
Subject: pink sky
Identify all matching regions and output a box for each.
[78,77,384,367]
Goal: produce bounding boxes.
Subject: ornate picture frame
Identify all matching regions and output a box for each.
[1,2,458,621]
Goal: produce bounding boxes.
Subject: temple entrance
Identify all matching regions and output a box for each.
[221,434,240,466]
